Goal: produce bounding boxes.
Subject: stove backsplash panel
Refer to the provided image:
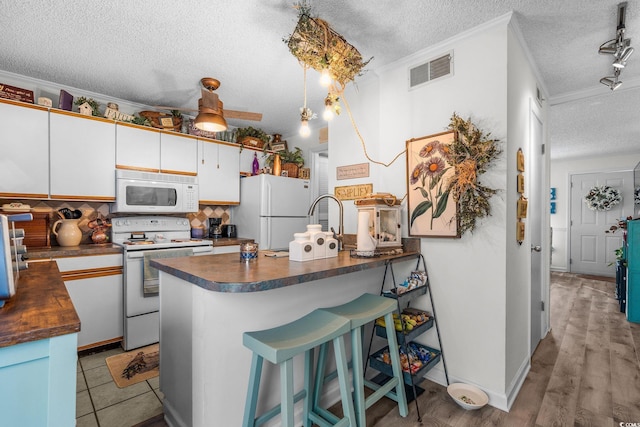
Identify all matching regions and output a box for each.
[1,200,231,245]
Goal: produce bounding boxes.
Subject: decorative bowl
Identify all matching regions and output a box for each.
[447,383,488,410]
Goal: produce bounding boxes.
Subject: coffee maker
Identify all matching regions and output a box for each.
[208,218,222,238]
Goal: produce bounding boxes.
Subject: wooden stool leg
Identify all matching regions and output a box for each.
[303,349,314,427]
[333,336,357,426]
[351,326,366,427]
[280,358,295,427]
[243,353,263,427]
[384,312,408,417]
[312,342,329,413]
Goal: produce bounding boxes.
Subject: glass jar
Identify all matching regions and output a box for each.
[240,241,259,262]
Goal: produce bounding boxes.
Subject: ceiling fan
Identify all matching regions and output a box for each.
[154,77,263,131]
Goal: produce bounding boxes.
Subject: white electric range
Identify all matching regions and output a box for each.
[112,216,214,350]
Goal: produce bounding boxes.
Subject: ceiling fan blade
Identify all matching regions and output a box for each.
[225,110,263,121]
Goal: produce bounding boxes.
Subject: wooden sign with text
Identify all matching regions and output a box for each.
[336,163,369,180]
[334,183,373,201]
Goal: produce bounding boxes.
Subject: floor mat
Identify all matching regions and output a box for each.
[106,344,159,388]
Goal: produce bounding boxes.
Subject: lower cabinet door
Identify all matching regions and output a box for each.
[64,273,123,348]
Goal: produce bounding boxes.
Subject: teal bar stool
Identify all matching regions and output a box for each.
[242,310,357,427]
[315,293,408,427]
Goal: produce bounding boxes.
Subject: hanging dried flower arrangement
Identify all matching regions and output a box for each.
[284,2,372,89]
[447,113,501,235]
[584,185,621,211]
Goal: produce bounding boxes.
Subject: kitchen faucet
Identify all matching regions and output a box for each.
[308,194,344,251]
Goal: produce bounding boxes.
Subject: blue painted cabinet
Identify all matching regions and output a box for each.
[627,220,640,323]
[0,333,78,426]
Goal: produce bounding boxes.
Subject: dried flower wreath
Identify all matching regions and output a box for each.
[447,113,501,235]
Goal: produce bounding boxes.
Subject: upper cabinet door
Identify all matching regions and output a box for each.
[160,132,198,175]
[198,140,240,204]
[115,123,161,172]
[0,100,49,198]
[50,111,116,201]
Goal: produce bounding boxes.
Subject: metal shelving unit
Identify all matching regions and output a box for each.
[366,253,449,422]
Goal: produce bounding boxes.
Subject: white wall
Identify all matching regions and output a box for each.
[327,14,537,409]
[549,153,640,270]
[505,22,549,404]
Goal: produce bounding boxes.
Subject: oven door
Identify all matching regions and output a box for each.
[123,245,213,350]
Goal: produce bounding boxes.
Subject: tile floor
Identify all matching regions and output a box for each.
[76,346,164,427]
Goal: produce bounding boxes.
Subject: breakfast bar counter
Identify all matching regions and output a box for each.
[150,242,420,293]
[151,240,421,427]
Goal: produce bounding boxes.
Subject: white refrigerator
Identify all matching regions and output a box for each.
[234,174,311,250]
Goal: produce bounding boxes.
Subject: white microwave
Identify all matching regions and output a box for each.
[114,170,199,213]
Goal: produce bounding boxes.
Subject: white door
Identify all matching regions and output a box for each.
[530,103,545,355]
[570,171,634,277]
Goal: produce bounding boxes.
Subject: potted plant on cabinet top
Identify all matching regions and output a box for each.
[236,126,271,149]
[268,146,304,178]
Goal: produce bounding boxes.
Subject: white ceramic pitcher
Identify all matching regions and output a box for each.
[52,219,82,247]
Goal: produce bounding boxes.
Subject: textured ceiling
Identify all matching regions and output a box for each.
[0,0,638,160]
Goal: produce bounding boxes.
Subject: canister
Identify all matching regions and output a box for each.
[307,224,326,259]
[289,232,314,262]
[324,231,338,258]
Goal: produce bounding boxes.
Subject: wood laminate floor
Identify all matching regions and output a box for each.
[328,272,640,426]
[132,272,640,426]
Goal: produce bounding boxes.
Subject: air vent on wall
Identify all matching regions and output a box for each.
[409,52,453,89]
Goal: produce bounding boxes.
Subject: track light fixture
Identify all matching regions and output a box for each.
[600,69,623,91]
[599,2,633,90]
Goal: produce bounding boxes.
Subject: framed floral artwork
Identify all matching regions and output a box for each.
[406,130,459,237]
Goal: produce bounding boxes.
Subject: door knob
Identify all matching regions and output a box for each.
[531,245,542,252]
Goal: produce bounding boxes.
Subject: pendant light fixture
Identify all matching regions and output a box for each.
[194,78,228,132]
[299,65,314,137]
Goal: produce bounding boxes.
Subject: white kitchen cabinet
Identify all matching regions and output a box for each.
[161,132,198,175]
[115,123,197,175]
[49,111,116,200]
[115,123,161,172]
[0,99,49,198]
[198,139,240,204]
[54,254,123,350]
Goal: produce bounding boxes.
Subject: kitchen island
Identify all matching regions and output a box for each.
[0,261,80,426]
[151,239,420,427]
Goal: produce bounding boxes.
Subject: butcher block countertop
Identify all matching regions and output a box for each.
[151,238,420,293]
[0,261,80,348]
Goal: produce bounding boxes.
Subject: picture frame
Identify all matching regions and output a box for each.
[517,197,528,219]
[271,141,288,153]
[516,221,525,243]
[517,174,525,194]
[517,148,525,172]
[159,115,174,128]
[406,130,459,238]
